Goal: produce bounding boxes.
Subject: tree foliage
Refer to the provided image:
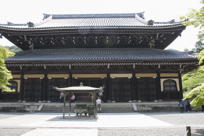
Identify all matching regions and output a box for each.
[184,83,204,108]
[198,49,204,65]
[182,1,204,107]
[182,65,204,92]
[0,46,15,92]
[181,0,204,52]
[183,50,204,108]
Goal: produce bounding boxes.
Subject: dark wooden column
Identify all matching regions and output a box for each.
[105,73,111,102]
[66,77,69,87]
[69,72,73,86]
[19,66,24,101]
[178,72,183,99]
[43,66,48,101]
[69,65,73,86]
[156,72,162,100]
[135,76,138,101]
[104,64,111,102]
[105,73,111,101]
[131,72,137,100]
[40,77,44,101]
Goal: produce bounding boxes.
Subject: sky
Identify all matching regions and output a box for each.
[0,0,201,51]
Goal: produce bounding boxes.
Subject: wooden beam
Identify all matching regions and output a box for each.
[160,73,178,77]
[72,74,107,78]
[136,73,157,78]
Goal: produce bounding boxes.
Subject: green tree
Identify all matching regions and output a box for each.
[182,1,204,108]
[184,83,204,108]
[182,0,204,52]
[198,49,204,65]
[183,50,204,108]
[0,46,15,92]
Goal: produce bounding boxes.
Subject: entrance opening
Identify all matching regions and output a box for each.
[111,78,131,102]
[137,77,156,101]
[163,79,179,100]
[24,78,42,102]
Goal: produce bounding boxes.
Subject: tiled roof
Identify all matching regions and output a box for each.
[6,48,197,64]
[0,13,183,29]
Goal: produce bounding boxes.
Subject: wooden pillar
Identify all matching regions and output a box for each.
[178,72,183,99]
[69,72,73,86]
[43,73,48,101]
[66,76,69,87]
[105,73,111,102]
[69,64,72,86]
[131,72,137,100]
[156,72,162,100]
[20,66,24,101]
[40,78,44,101]
[135,76,138,100]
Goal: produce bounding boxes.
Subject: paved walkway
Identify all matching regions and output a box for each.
[21,128,97,136]
[0,112,203,136]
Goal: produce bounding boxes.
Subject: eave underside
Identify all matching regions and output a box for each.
[0,25,185,50]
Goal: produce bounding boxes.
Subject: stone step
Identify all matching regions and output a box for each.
[0,101,180,112]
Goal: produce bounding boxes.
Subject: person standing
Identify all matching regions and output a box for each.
[186,99,192,112]
[178,99,184,113]
[70,93,75,103]
[184,99,191,112]
[96,97,102,112]
[59,92,64,102]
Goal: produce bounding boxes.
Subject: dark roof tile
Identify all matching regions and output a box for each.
[6,48,197,64]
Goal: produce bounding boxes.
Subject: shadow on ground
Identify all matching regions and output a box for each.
[193,129,204,136]
[48,115,97,122]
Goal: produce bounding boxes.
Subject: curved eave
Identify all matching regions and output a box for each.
[5,48,197,66]
[6,58,198,66]
[0,24,185,33]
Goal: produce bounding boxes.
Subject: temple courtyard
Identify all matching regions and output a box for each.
[0,112,204,136]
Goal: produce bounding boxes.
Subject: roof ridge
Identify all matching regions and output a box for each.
[43,13,145,20]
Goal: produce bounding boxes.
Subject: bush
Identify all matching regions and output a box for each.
[182,66,204,92]
[184,83,204,107]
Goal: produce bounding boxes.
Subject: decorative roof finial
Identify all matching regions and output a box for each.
[27,22,34,27]
[147,20,154,25]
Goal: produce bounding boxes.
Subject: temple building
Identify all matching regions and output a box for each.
[0,13,197,102]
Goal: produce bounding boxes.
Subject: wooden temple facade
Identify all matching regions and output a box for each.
[0,13,197,102]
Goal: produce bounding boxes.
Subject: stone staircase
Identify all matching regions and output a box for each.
[0,101,179,113]
[0,103,44,112]
[132,102,179,112]
[101,103,134,113]
[40,101,179,113]
[41,103,64,112]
